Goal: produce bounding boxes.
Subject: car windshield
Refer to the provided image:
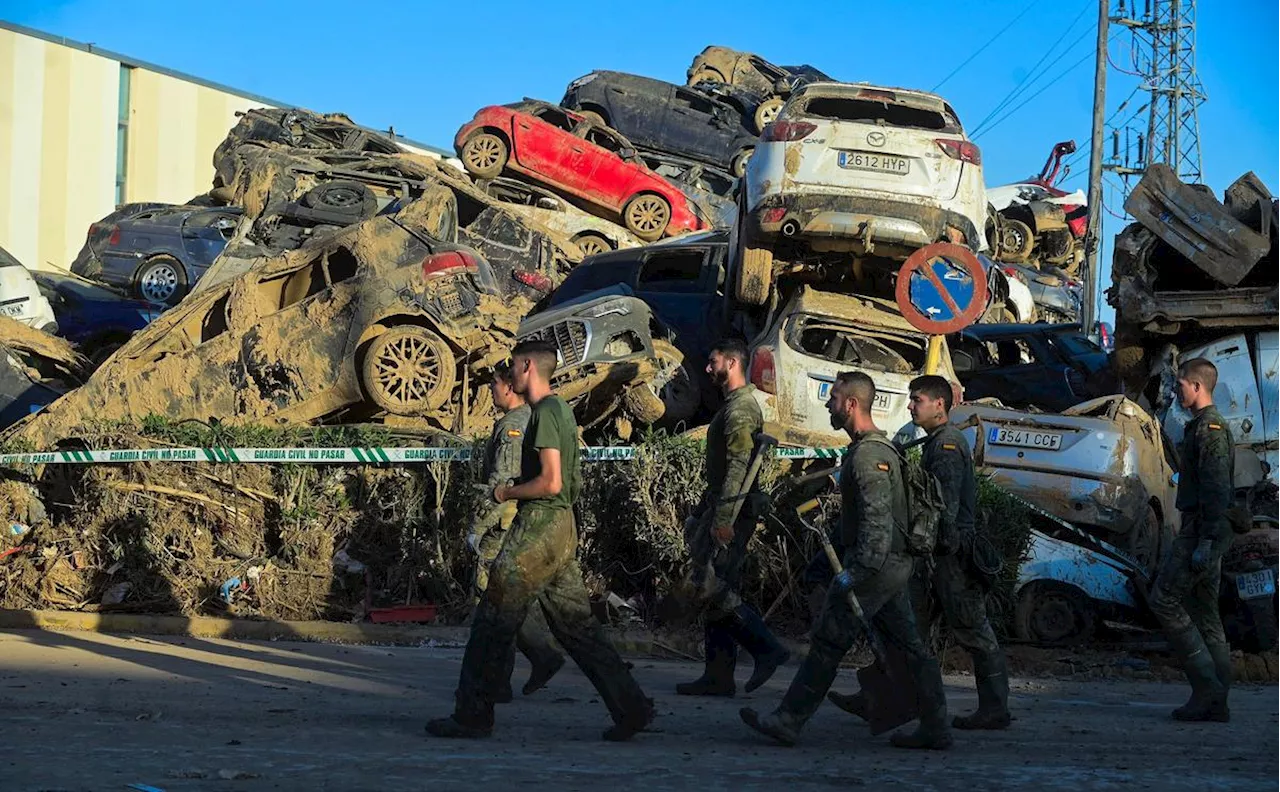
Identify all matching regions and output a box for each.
[787,314,922,374]
[799,96,961,133]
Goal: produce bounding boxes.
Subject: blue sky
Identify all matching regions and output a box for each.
[4,0,1278,319]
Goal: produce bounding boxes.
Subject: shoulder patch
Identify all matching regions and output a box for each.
[1208,423,1222,431]
[506,429,523,438]
[941,443,957,451]
[876,462,891,471]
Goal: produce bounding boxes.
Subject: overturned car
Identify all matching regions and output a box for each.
[3,187,520,447]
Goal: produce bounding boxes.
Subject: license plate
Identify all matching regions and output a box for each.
[838,150,910,175]
[0,302,26,317]
[1236,568,1276,600]
[987,426,1063,450]
[817,380,892,412]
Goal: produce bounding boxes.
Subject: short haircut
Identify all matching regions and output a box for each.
[1179,357,1218,392]
[710,338,749,368]
[909,375,954,412]
[493,360,514,385]
[511,338,558,379]
[835,370,876,414]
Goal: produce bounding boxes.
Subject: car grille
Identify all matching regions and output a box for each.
[529,320,590,368]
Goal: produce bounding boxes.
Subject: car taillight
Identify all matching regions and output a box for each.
[761,208,786,224]
[87,223,100,240]
[936,139,981,166]
[750,347,776,395]
[421,250,479,279]
[761,121,816,142]
[513,270,553,293]
[107,225,121,246]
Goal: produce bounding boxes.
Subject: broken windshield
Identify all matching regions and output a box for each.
[799,97,960,133]
[786,315,922,374]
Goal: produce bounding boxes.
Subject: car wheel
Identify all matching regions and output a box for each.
[688,68,725,86]
[623,384,665,425]
[753,97,785,134]
[1126,504,1164,575]
[460,133,509,180]
[135,255,188,305]
[1014,581,1096,645]
[623,194,671,241]
[361,326,457,415]
[576,110,608,128]
[735,240,773,307]
[731,148,754,178]
[301,180,377,220]
[571,232,613,258]
[997,218,1035,261]
[650,339,700,424]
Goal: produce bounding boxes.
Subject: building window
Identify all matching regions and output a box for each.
[115,66,132,207]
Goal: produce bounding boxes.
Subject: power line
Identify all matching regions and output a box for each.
[969,0,1094,134]
[931,0,1047,92]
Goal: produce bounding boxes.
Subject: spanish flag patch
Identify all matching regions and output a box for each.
[876,462,890,471]
[506,429,523,438]
[1208,423,1222,431]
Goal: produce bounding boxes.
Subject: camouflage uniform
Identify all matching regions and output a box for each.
[432,395,652,740]
[744,430,949,748]
[678,384,788,696]
[469,403,563,695]
[1150,404,1235,721]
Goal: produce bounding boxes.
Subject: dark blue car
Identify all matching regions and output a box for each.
[71,203,241,305]
[31,269,162,363]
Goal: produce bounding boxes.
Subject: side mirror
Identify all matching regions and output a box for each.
[619,147,637,160]
[536,197,561,211]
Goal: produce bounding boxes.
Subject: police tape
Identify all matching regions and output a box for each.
[0,445,846,466]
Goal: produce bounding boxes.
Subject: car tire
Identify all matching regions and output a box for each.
[752,97,785,134]
[301,180,377,220]
[1014,581,1096,645]
[997,218,1035,262]
[651,339,700,424]
[576,110,608,128]
[688,68,725,86]
[360,326,457,415]
[135,255,188,305]
[731,148,754,178]
[571,232,613,258]
[735,240,773,307]
[623,384,665,425]
[460,132,509,180]
[622,194,671,241]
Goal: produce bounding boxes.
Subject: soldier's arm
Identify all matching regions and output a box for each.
[927,444,965,538]
[1196,422,1233,540]
[711,407,757,532]
[848,453,896,575]
[484,419,525,500]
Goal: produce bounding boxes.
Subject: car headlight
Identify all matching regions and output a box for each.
[582,298,632,319]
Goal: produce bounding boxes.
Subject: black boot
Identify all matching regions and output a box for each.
[953,653,1011,730]
[1167,626,1228,722]
[677,620,738,696]
[602,697,655,742]
[1207,642,1233,721]
[426,698,494,739]
[724,605,790,693]
[890,658,953,750]
[827,690,869,722]
[739,707,801,747]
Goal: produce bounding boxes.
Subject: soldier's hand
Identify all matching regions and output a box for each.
[711,522,735,548]
[1190,539,1215,573]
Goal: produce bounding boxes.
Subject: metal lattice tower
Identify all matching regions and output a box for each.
[1106,0,1207,188]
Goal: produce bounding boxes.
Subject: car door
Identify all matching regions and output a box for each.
[577,124,650,212]
[1161,333,1266,449]
[602,77,665,150]
[953,332,1070,410]
[666,88,735,162]
[511,106,583,191]
[181,210,238,270]
[631,246,716,356]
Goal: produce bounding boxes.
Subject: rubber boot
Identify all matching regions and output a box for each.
[1167,626,1228,723]
[676,620,738,696]
[742,633,844,746]
[1205,642,1233,723]
[602,697,655,742]
[517,616,565,696]
[739,707,802,747]
[827,690,869,722]
[952,653,1011,730]
[425,698,494,739]
[889,658,953,750]
[724,604,791,693]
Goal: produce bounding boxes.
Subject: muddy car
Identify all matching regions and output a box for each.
[476,176,643,258]
[948,322,1115,412]
[685,46,832,133]
[0,316,87,431]
[517,288,699,433]
[3,188,521,448]
[746,286,958,448]
[210,142,579,302]
[951,395,1177,574]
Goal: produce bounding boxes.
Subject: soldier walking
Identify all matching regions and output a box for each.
[676,339,789,697]
[466,362,564,701]
[1150,358,1235,722]
[740,371,951,750]
[830,375,1010,730]
[427,340,654,741]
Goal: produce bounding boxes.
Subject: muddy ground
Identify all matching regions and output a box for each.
[0,630,1274,791]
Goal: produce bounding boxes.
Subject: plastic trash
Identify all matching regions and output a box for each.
[9,522,29,537]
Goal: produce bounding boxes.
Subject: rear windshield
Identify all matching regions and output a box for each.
[799,97,961,133]
[787,314,923,374]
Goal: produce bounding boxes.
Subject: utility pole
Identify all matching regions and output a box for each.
[1082,0,1109,334]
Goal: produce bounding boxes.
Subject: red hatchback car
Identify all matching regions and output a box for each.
[454,101,706,241]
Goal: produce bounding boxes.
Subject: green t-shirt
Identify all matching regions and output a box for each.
[520,395,582,511]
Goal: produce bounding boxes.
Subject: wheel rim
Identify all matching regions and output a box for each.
[141,264,179,302]
[1001,224,1029,255]
[735,149,753,174]
[628,197,668,234]
[465,137,502,171]
[575,236,609,257]
[1031,592,1078,643]
[371,333,446,409]
[318,185,363,208]
[759,101,782,125]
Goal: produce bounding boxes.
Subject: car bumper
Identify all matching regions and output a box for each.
[748,193,982,252]
[984,467,1145,535]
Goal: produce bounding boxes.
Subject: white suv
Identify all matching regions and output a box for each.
[735,82,988,305]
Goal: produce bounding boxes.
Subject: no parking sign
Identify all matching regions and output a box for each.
[893,243,988,334]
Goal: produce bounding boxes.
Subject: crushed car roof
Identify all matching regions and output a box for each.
[786,286,930,335]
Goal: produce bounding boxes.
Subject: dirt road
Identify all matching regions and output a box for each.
[0,630,1274,791]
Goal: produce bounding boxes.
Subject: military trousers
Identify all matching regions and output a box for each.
[455,506,649,725]
[932,552,1002,663]
[1150,518,1233,653]
[471,501,561,674]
